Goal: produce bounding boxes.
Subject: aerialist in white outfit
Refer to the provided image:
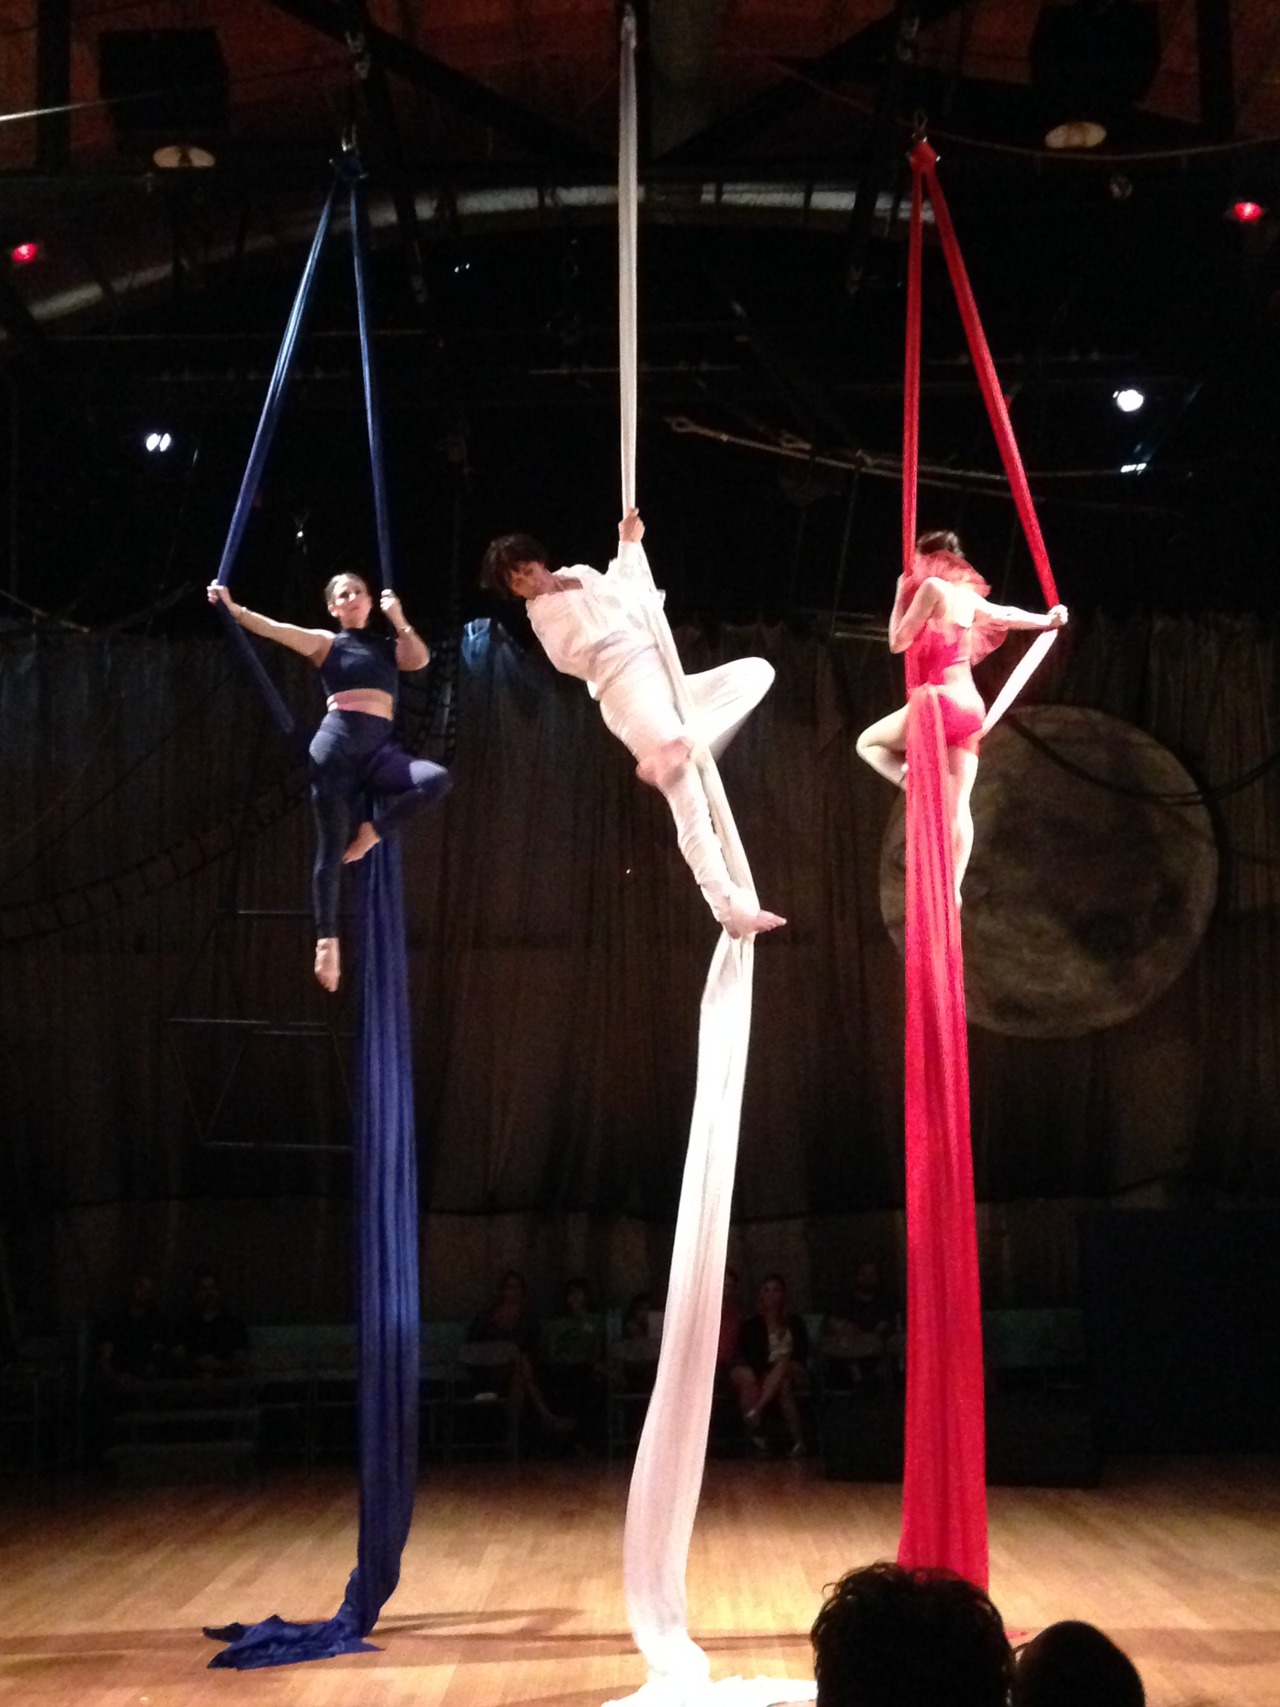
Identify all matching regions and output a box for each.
[482,508,786,940]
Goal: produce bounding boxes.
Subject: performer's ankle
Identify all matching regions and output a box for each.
[314,937,340,992]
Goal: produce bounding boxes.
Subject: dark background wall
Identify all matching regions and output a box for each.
[2,597,1278,1344]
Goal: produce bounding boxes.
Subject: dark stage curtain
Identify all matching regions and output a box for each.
[2,611,1279,1328]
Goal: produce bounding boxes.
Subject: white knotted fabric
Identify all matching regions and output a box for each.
[608,15,815,1707]
[979,628,1058,736]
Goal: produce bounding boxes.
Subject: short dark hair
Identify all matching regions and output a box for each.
[916,529,962,558]
[811,1562,1013,1707]
[481,533,550,597]
[1013,1621,1144,1707]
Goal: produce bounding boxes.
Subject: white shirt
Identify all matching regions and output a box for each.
[527,541,663,699]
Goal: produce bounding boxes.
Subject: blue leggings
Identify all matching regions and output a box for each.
[308,710,452,936]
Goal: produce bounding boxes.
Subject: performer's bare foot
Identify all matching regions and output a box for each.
[343,821,380,863]
[314,937,340,992]
[720,887,787,939]
[728,908,786,939]
[636,737,692,792]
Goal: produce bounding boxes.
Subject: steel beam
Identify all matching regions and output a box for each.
[658,0,969,165]
[262,0,604,167]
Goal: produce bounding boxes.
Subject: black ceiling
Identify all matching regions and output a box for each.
[3,2,1280,631]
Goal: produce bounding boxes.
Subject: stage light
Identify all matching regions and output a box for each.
[1113,387,1145,413]
[1228,199,1265,225]
[1044,121,1106,150]
[9,240,41,266]
[1121,461,1148,474]
[152,144,216,170]
[144,431,173,453]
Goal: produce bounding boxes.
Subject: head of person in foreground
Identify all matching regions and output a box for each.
[811,1561,1014,1707]
[1012,1619,1144,1707]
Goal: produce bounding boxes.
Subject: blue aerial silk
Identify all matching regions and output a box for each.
[204,151,422,1670]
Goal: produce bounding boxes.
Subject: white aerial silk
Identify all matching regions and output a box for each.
[608,14,815,1707]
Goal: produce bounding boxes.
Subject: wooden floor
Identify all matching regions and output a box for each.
[1,1455,1278,1706]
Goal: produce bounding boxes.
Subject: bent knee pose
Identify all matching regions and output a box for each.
[208,572,451,991]
[482,508,784,939]
[856,529,1067,899]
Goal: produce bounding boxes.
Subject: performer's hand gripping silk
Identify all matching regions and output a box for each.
[207,574,451,991]
[482,508,785,939]
[856,530,1067,899]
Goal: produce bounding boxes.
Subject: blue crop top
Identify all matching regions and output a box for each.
[319,630,401,702]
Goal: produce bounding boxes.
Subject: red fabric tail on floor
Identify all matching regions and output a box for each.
[897,687,989,1589]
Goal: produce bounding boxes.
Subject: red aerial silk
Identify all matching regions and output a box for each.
[896,142,1061,1591]
[898,687,988,1588]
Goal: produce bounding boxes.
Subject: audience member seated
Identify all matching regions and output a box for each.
[1012,1620,1145,1707]
[811,1561,1014,1707]
[541,1277,607,1447]
[612,1290,661,1400]
[820,1259,899,1390]
[464,1269,571,1439]
[620,1290,655,1343]
[97,1271,170,1390]
[729,1271,811,1456]
[171,1270,251,1380]
[717,1266,745,1374]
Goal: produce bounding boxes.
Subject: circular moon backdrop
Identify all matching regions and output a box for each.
[878,705,1219,1038]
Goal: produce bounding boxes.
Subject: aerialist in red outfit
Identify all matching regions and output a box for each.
[857,530,1067,899]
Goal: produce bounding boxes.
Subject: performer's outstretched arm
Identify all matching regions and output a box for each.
[973,595,1068,632]
[207,582,332,664]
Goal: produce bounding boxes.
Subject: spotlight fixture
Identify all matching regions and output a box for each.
[153,144,217,170]
[1031,1,1160,150]
[1113,388,1145,414]
[9,240,41,266]
[99,30,228,165]
[1044,120,1107,150]
[1227,199,1266,225]
[144,431,173,453]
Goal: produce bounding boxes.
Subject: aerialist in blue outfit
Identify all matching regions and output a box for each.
[208,572,451,991]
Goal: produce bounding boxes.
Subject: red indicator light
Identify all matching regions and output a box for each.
[9,241,41,265]
[1229,200,1265,225]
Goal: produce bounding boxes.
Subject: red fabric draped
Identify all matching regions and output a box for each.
[909,141,1059,610]
[895,139,1064,1591]
[898,686,988,1589]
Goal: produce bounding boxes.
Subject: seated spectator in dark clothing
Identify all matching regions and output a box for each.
[171,1270,250,1379]
[620,1290,654,1342]
[845,1260,897,1339]
[543,1277,604,1368]
[820,1259,899,1390]
[812,1561,1014,1707]
[464,1268,570,1436]
[1013,1620,1144,1707]
[614,1290,660,1398]
[98,1271,170,1389]
[541,1277,607,1446]
[717,1266,744,1373]
[729,1271,810,1455]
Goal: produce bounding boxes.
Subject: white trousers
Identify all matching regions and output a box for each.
[598,650,774,929]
